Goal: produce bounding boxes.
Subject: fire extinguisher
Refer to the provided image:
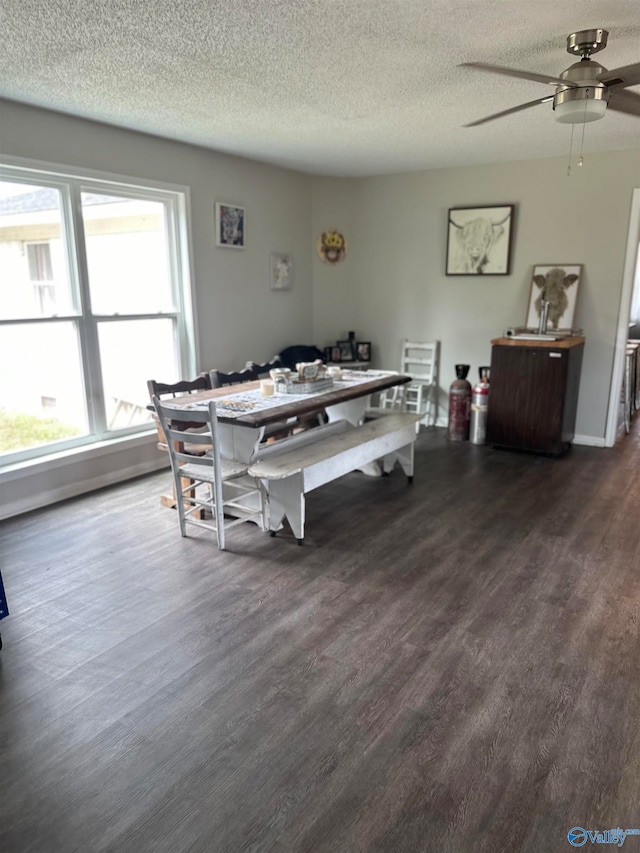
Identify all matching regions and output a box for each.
[448,364,472,441]
[470,367,490,445]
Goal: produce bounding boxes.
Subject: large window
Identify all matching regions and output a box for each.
[0,165,194,463]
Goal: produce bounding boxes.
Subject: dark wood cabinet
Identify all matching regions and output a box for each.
[486,337,585,456]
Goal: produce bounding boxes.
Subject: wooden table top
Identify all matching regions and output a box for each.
[167,372,412,427]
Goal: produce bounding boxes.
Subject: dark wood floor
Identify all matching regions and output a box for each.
[1,427,640,853]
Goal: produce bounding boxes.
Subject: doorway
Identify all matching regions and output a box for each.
[606,188,640,446]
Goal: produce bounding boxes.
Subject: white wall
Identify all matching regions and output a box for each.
[0,99,313,517]
[2,96,639,517]
[0,99,314,370]
[313,152,640,441]
[310,178,360,351]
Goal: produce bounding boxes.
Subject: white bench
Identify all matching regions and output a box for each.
[248,412,422,544]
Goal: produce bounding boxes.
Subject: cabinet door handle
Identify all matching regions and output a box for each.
[549,353,562,358]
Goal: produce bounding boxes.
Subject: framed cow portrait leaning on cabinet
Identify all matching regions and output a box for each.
[525,264,582,332]
[446,205,514,276]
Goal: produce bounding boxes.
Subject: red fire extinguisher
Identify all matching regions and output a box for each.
[470,367,490,445]
[448,364,472,441]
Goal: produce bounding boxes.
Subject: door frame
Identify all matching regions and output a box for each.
[605,187,640,447]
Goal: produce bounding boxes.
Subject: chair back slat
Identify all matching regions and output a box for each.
[399,340,440,427]
[401,341,439,384]
[209,367,257,388]
[246,356,282,378]
[147,376,211,400]
[153,397,220,474]
[152,395,262,550]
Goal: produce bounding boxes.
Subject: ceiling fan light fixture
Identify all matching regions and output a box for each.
[461,29,640,129]
[554,97,607,123]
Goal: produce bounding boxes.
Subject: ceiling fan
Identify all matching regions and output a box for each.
[460,28,640,127]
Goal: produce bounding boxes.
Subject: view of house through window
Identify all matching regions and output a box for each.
[0,168,192,462]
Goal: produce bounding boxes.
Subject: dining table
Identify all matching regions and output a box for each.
[164,369,412,465]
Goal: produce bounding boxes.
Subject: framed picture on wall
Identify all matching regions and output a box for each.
[525,264,582,331]
[215,202,245,248]
[446,205,514,275]
[270,252,292,290]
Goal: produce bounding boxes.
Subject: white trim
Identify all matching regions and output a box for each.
[0,456,168,520]
[573,433,607,448]
[0,152,192,197]
[0,155,197,465]
[606,187,640,447]
[0,430,158,480]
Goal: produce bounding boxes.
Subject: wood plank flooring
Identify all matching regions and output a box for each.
[1,428,640,853]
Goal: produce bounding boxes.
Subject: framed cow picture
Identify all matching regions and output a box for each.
[525,264,582,332]
[446,205,514,275]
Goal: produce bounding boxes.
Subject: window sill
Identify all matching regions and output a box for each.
[0,429,158,482]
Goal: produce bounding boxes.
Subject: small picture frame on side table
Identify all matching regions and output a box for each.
[356,342,371,361]
[331,345,343,363]
[337,340,354,362]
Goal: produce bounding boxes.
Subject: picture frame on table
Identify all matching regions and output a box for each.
[446,204,514,275]
[330,345,342,363]
[337,340,355,362]
[525,264,582,331]
[215,202,245,249]
[356,342,371,362]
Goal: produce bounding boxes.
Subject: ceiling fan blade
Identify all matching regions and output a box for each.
[459,62,576,88]
[607,88,640,118]
[598,63,640,89]
[464,95,554,128]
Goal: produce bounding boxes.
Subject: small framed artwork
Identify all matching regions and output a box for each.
[270,252,292,290]
[525,264,582,331]
[331,346,342,363]
[356,342,371,361]
[215,202,245,249]
[337,340,354,362]
[446,204,514,275]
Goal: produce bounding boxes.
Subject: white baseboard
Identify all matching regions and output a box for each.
[572,433,607,448]
[1,457,168,521]
[426,422,606,448]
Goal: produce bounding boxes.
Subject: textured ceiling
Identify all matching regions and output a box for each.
[1,0,639,176]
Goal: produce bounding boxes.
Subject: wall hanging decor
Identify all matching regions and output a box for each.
[446,205,514,275]
[215,202,245,248]
[270,253,292,290]
[525,264,582,331]
[316,229,347,264]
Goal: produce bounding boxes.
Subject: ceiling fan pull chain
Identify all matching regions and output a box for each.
[578,93,589,166]
[567,122,576,175]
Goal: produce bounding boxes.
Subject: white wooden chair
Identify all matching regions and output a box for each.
[364,371,406,419]
[401,340,439,427]
[153,396,263,550]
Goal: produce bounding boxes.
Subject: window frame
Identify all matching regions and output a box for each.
[0,157,196,466]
